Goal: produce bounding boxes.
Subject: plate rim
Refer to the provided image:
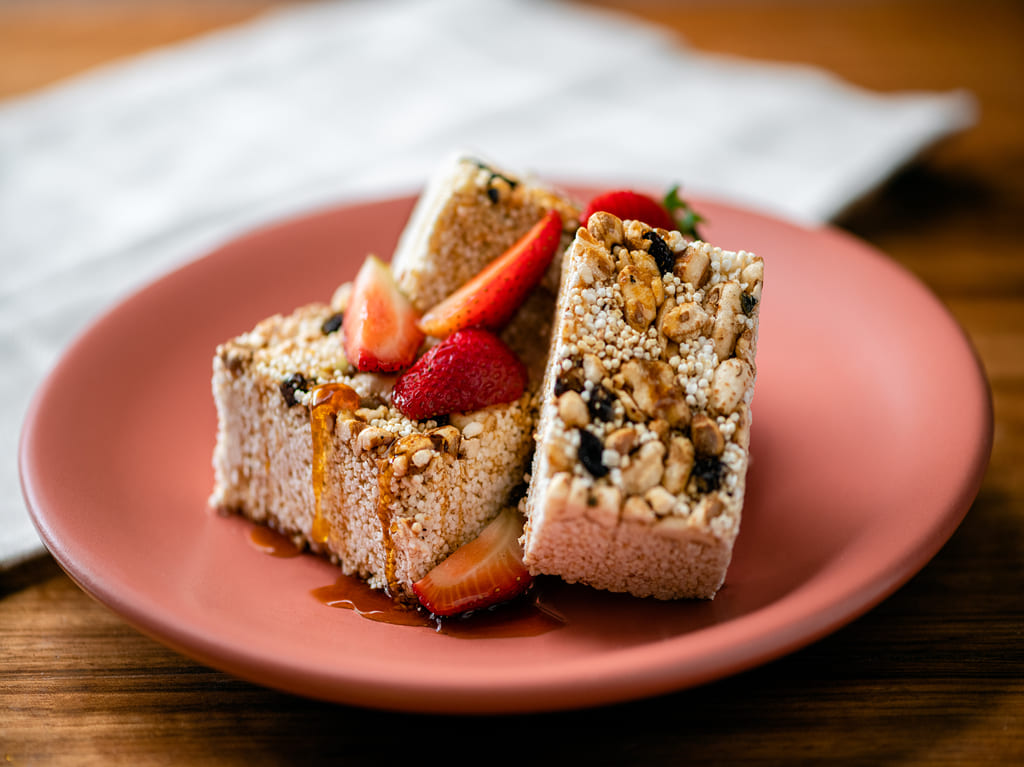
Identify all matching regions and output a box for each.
[19,190,994,714]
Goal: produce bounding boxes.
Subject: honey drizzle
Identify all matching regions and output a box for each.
[309,383,360,545]
[376,450,400,596]
[248,526,302,558]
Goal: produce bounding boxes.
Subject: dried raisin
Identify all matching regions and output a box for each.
[577,429,608,478]
[692,454,725,493]
[280,373,310,408]
[642,230,675,275]
[740,293,758,316]
[587,385,616,422]
[321,312,344,334]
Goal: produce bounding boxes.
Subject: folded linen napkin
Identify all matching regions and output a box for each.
[1,0,975,568]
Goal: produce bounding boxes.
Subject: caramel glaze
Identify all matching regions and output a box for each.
[248,526,301,558]
[301,381,566,637]
[375,446,400,596]
[312,572,566,638]
[309,383,360,545]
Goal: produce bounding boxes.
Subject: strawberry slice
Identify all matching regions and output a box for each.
[581,189,676,231]
[413,507,533,616]
[417,209,562,339]
[392,328,527,420]
[343,255,424,373]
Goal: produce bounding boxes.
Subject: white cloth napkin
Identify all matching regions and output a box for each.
[0,0,975,568]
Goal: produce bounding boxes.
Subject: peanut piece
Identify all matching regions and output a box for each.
[691,413,725,457]
[427,425,461,456]
[708,281,745,361]
[660,301,710,343]
[586,211,624,250]
[605,426,639,456]
[557,390,590,428]
[620,440,666,495]
[709,358,753,415]
[356,425,394,452]
[620,359,690,427]
[622,496,656,525]
[663,436,695,494]
[619,266,658,330]
[674,244,711,288]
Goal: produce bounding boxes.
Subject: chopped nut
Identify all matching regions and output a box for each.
[620,359,690,427]
[392,433,434,456]
[691,413,725,457]
[357,426,395,453]
[427,424,461,456]
[546,472,572,505]
[674,243,711,288]
[648,418,670,443]
[355,405,388,422]
[645,486,677,515]
[575,228,617,281]
[652,516,694,541]
[557,390,590,428]
[617,389,646,422]
[390,453,410,478]
[706,281,745,361]
[619,440,665,495]
[586,486,621,528]
[591,485,623,524]
[586,211,624,250]
[622,496,656,525]
[411,449,433,468]
[734,326,757,368]
[660,301,710,343]
[545,437,576,473]
[694,492,726,525]
[663,436,695,494]
[618,266,658,330]
[732,404,752,449]
[568,476,590,511]
[582,353,607,384]
[605,426,639,456]
[741,260,764,301]
[709,358,753,415]
[623,220,651,251]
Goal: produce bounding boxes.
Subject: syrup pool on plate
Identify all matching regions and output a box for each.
[246,523,566,638]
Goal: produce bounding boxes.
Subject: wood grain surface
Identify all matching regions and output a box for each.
[3,1,1022,764]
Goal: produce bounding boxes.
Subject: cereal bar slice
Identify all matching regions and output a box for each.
[522,212,764,599]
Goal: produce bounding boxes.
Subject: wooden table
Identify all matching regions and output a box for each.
[3,1,1022,763]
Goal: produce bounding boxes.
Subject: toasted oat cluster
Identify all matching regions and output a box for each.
[522,212,764,599]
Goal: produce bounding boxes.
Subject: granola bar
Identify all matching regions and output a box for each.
[522,212,764,599]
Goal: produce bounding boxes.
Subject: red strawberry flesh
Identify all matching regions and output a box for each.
[418,209,562,338]
[581,189,676,231]
[412,507,533,616]
[391,328,527,420]
[343,255,424,373]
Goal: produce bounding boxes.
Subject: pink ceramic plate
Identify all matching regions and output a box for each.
[20,190,992,714]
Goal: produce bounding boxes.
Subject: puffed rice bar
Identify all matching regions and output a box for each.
[522,212,764,599]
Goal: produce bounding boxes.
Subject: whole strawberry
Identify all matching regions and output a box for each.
[581,189,676,231]
[392,328,527,420]
[581,187,705,240]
